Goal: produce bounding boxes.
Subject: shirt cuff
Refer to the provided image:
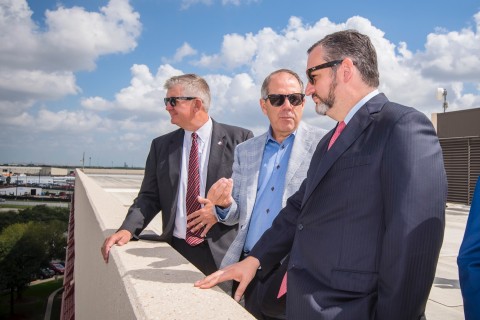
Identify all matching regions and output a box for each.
[215,205,231,221]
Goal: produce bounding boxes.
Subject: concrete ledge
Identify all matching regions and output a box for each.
[75,170,254,319]
[80,168,145,175]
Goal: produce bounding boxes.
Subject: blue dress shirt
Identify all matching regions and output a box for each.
[242,130,296,252]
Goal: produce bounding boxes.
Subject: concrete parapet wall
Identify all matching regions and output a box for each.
[80,168,145,175]
[74,170,253,319]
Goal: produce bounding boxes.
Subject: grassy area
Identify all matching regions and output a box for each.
[0,278,63,320]
[0,205,33,209]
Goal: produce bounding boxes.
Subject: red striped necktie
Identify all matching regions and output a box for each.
[185,132,204,246]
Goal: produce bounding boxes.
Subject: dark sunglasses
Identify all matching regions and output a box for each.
[306,59,343,84]
[264,93,305,107]
[164,96,196,107]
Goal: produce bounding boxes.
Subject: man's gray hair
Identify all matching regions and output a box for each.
[164,74,211,111]
[308,29,380,88]
[261,69,304,98]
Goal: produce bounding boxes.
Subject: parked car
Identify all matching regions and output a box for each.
[37,268,55,279]
[49,262,65,275]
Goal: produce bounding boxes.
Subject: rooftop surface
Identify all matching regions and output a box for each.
[88,174,467,319]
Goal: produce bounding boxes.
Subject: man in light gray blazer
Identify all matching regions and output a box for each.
[189,69,325,319]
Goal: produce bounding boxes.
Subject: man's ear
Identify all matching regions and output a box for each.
[260,98,268,115]
[194,98,203,112]
[342,58,355,82]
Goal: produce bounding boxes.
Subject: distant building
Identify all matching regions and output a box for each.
[432,108,480,205]
[0,166,75,176]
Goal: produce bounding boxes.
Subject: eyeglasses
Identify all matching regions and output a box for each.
[306,60,343,84]
[264,93,305,107]
[164,96,196,107]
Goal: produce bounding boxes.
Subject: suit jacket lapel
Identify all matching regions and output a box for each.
[284,122,314,203]
[245,133,266,219]
[207,120,226,190]
[303,95,387,204]
[168,129,184,218]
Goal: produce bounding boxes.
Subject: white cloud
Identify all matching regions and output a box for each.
[0,0,141,113]
[180,0,257,9]
[222,0,259,5]
[413,13,480,82]
[81,97,114,111]
[0,68,78,101]
[180,0,214,10]
[162,42,198,64]
[41,0,141,71]
[113,64,181,115]
[35,109,104,132]
[76,11,480,138]
[2,4,480,166]
[65,10,480,138]
[187,13,480,122]
[195,33,258,70]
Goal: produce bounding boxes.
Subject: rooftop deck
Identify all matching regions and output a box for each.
[73,171,467,319]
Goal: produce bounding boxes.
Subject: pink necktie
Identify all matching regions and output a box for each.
[185,132,204,246]
[328,121,346,150]
[278,273,287,298]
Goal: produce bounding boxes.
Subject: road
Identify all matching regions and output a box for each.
[0,199,70,208]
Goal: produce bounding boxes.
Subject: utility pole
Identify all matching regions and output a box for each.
[436,88,448,113]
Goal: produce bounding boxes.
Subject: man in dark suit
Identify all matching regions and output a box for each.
[195,30,447,320]
[101,74,253,276]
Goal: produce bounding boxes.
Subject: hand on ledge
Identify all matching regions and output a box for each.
[101,229,132,263]
[194,256,260,302]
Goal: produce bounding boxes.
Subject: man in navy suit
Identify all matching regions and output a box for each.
[101,74,253,276]
[196,30,447,320]
[458,176,480,320]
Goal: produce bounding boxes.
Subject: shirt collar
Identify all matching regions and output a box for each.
[344,89,380,125]
[185,117,212,144]
[266,126,297,144]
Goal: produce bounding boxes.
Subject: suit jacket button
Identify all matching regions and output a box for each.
[298,224,304,230]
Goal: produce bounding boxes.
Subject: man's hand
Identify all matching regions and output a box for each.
[187,196,218,237]
[101,229,132,263]
[207,178,233,208]
[194,256,260,302]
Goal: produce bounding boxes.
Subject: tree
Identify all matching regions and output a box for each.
[0,222,50,315]
[0,210,19,233]
[18,205,69,224]
[6,175,11,185]
[44,220,67,261]
[0,205,69,233]
[0,205,69,315]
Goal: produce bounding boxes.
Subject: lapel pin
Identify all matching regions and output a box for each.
[218,141,223,145]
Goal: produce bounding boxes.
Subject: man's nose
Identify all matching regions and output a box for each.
[305,82,315,96]
[281,98,294,109]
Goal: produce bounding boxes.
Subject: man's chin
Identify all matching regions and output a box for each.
[315,103,329,115]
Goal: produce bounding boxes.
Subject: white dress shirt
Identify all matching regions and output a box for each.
[173,117,213,239]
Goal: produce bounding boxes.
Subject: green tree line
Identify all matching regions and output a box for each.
[0,205,69,316]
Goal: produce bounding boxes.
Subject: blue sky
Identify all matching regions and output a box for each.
[1,0,479,167]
